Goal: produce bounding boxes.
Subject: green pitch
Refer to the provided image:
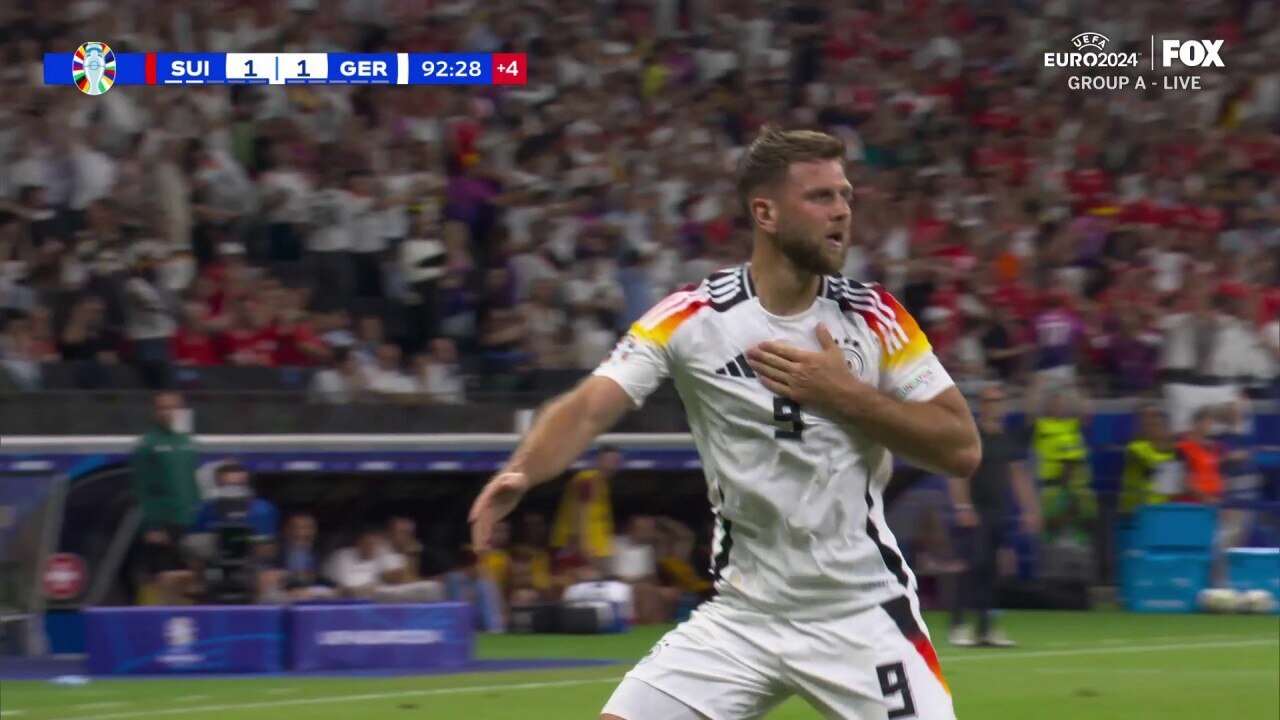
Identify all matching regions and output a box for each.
[3,612,1276,719]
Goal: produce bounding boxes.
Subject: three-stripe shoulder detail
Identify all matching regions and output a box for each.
[826,277,912,355]
[700,265,754,312]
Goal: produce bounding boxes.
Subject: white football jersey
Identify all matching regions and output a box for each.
[593,263,955,619]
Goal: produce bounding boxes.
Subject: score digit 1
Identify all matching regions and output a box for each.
[491,53,527,85]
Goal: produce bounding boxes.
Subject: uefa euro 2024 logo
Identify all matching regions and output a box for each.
[1043,33,1139,68]
[1071,33,1108,51]
[73,42,116,96]
[165,616,196,648]
[1045,30,1224,92]
[160,616,205,667]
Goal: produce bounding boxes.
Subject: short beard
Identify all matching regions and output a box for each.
[773,216,842,276]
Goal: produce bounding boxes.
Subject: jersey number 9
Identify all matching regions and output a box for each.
[773,397,805,440]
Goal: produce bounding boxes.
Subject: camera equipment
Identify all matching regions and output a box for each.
[204,484,258,605]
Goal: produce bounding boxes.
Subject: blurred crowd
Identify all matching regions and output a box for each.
[0,0,1277,403]
[132,393,712,628]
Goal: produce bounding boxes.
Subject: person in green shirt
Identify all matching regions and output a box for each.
[131,391,200,604]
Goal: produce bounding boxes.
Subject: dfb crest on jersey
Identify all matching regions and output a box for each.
[836,335,865,376]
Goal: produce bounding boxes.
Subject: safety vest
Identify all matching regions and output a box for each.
[1120,440,1178,514]
[1033,416,1088,483]
[1176,439,1223,502]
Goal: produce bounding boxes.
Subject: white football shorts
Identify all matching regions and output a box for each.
[601,594,955,720]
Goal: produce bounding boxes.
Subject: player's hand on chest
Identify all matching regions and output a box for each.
[694,316,877,439]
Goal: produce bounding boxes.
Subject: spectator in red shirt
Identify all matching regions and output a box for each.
[973,132,1004,176]
[824,19,858,64]
[972,88,1020,133]
[274,288,329,367]
[220,300,278,367]
[908,195,947,250]
[934,223,979,276]
[1065,153,1112,214]
[188,274,228,330]
[1260,276,1280,325]
[172,301,220,367]
[987,268,1039,322]
[921,306,961,366]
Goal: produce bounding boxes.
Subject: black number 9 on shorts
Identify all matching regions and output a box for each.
[877,661,917,718]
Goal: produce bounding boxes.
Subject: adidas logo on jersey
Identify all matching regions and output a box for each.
[714,353,757,379]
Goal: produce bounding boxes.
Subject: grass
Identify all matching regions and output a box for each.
[1,611,1276,719]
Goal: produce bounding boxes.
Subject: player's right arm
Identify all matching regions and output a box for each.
[469,375,633,550]
[469,289,699,550]
[514,376,634,484]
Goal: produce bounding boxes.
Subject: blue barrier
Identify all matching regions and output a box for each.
[1122,504,1217,613]
[83,603,474,676]
[85,606,285,675]
[288,603,473,672]
[44,610,85,655]
[1136,504,1218,552]
[1125,552,1213,613]
[1226,548,1280,596]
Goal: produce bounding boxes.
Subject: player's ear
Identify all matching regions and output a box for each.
[750,197,777,234]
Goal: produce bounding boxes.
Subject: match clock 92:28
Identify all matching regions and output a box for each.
[422,59,484,78]
[407,53,525,85]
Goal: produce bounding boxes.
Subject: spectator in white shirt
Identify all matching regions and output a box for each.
[348,173,390,299]
[259,142,312,262]
[1241,292,1279,398]
[304,167,356,309]
[68,128,116,215]
[609,516,669,625]
[1160,289,1247,433]
[191,143,256,220]
[319,309,356,351]
[123,257,177,389]
[1260,322,1280,399]
[351,315,384,369]
[0,315,41,391]
[151,137,194,254]
[414,337,466,404]
[324,525,443,603]
[364,342,417,398]
[564,256,624,367]
[308,347,367,404]
[4,128,53,201]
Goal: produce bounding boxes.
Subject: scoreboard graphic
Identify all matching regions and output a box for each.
[46,43,527,92]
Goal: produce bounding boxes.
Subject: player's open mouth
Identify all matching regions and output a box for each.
[825,232,844,248]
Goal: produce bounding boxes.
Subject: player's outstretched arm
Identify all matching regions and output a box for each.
[468,375,634,550]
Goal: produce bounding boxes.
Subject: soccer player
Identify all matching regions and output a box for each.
[469,127,981,720]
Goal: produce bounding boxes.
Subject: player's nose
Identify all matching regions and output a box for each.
[831,199,850,223]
